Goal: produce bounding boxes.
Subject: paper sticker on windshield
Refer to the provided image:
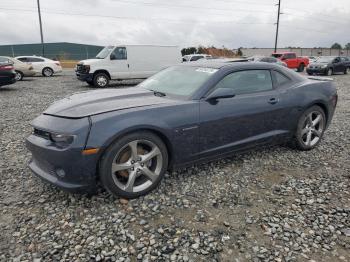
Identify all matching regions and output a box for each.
[196,68,217,74]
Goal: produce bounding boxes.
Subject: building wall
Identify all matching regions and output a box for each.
[242,48,350,57]
[0,42,103,60]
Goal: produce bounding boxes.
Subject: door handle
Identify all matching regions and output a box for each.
[268,98,278,105]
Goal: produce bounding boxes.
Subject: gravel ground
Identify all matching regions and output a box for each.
[0,70,349,262]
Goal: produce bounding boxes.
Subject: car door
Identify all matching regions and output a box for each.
[332,57,343,72]
[108,46,129,79]
[198,69,287,158]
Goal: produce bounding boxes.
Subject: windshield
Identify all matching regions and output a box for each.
[271,54,282,58]
[139,66,218,98]
[316,57,335,63]
[96,46,114,59]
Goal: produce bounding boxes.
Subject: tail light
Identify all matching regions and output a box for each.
[0,65,14,71]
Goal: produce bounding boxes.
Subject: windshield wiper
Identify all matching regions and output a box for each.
[151,90,166,97]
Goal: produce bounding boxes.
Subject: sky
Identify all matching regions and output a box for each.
[0,0,349,49]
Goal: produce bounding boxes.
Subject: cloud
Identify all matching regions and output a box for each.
[0,0,349,48]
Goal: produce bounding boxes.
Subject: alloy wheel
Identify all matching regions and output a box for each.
[15,71,22,81]
[300,111,324,147]
[111,140,163,193]
[43,68,53,77]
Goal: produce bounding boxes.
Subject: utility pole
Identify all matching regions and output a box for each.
[37,0,45,56]
[274,0,281,53]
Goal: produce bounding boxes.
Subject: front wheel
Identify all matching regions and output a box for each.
[15,71,24,81]
[93,73,109,88]
[292,106,326,151]
[99,131,168,198]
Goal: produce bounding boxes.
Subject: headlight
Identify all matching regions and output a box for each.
[50,133,74,145]
[83,65,90,73]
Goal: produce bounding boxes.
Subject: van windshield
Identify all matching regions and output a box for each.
[139,66,218,98]
[96,46,114,59]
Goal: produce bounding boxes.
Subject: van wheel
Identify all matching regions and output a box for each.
[297,63,305,72]
[93,73,109,88]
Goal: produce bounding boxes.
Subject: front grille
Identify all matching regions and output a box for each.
[76,64,89,73]
[33,128,50,140]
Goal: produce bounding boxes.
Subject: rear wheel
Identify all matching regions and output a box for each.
[297,63,305,72]
[42,67,54,77]
[292,106,326,151]
[99,131,168,198]
[15,71,24,81]
[93,73,109,88]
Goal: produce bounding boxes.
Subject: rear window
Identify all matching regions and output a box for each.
[272,71,291,86]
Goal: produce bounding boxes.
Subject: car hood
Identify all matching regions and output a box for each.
[78,58,104,65]
[44,88,176,118]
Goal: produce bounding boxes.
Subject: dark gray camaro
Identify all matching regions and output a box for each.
[26,62,338,198]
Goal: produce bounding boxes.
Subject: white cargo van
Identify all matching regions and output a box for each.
[75,45,181,87]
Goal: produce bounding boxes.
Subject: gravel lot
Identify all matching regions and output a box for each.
[0,70,349,262]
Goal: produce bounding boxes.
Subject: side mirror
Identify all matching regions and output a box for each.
[206,88,236,101]
[110,53,116,60]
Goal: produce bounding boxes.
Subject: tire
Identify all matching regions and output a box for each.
[344,67,349,75]
[42,67,54,77]
[291,105,326,151]
[93,73,109,88]
[297,63,305,72]
[99,131,168,199]
[15,71,24,81]
[326,68,333,76]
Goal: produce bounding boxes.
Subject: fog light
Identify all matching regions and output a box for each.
[56,168,66,178]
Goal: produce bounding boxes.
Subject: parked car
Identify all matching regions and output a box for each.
[306,56,350,76]
[0,56,35,81]
[15,56,62,77]
[308,56,319,63]
[272,52,309,72]
[26,61,337,198]
[248,56,287,67]
[182,54,212,62]
[0,57,16,87]
[76,45,182,88]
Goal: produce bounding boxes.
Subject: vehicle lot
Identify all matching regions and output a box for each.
[0,71,349,261]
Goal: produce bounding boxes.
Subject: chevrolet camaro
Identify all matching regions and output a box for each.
[26,62,338,198]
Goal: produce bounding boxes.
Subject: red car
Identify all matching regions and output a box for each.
[272,52,309,72]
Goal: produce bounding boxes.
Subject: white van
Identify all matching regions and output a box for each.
[76,45,181,87]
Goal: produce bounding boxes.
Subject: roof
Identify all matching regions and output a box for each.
[180,60,279,70]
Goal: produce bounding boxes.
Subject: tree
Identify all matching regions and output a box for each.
[345,43,350,49]
[181,47,197,56]
[331,43,342,49]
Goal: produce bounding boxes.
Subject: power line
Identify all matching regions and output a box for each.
[0,7,275,25]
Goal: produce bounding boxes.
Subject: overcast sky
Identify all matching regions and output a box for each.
[0,0,349,48]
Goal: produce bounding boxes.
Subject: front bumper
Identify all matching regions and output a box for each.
[306,67,328,75]
[26,135,98,193]
[76,72,93,82]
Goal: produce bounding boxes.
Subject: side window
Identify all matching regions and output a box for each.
[111,47,127,60]
[214,70,273,95]
[17,57,27,62]
[272,71,291,86]
[28,57,44,62]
